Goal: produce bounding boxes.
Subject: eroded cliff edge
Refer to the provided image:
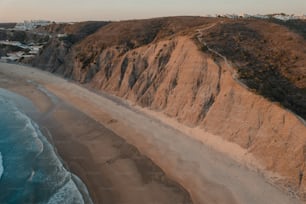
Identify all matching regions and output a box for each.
[30,17,306,198]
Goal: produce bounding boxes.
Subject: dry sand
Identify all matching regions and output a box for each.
[0,62,302,204]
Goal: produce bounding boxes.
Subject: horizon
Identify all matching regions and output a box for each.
[1,13,306,24]
[0,0,305,23]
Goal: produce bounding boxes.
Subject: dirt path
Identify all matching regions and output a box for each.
[0,62,302,204]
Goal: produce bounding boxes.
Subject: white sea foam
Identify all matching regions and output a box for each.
[0,91,91,203]
[13,109,90,204]
[47,179,84,204]
[0,152,3,180]
[71,174,94,204]
[14,109,44,155]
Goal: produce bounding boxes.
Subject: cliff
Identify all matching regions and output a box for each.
[30,16,306,198]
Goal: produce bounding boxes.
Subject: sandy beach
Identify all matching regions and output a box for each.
[0,62,302,204]
[0,65,192,204]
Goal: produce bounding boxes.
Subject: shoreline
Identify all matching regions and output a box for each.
[0,62,303,204]
[0,65,192,203]
[0,89,92,203]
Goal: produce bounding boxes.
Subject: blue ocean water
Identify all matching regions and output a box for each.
[0,89,92,204]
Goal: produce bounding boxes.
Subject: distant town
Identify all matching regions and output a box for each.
[14,20,51,31]
[0,20,67,63]
[213,13,306,20]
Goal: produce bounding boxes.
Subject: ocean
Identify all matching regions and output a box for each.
[0,88,92,204]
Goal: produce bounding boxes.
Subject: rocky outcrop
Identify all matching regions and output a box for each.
[30,17,306,198]
[0,44,25,57]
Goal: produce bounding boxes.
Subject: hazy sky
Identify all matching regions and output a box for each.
[0,0,305,22]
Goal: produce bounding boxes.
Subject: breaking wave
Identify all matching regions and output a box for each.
[0,89,92,204]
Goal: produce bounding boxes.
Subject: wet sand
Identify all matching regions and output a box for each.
[0,71,192,204]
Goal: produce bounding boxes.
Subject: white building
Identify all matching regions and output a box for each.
[14,20,51,31]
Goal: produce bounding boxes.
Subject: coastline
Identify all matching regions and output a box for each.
[0,88,93,203]
[0,62,303,204]
[0,65,192,204]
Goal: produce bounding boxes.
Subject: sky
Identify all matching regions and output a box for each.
[0,0,305,22]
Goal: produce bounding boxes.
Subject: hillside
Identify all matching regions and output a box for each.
[200,19,306,119]
[0,29,49,44]
[20,16,306,199]
[31,21,109,72]
[0,23,16,29]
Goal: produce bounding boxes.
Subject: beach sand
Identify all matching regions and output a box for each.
[0,70,192,204]
[0,62,302,204]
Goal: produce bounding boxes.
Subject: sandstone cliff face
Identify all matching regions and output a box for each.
[85,36,306,195]
[201,60,306,194]
[32,17,306,197]
[88,37,220,127]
